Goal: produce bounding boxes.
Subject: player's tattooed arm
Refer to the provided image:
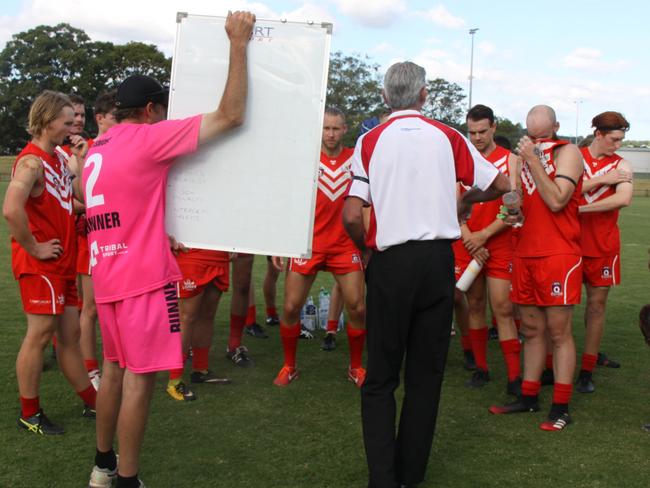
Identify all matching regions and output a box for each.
[2,156,64,260]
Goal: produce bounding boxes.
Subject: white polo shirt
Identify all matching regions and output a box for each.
[347,110,499,251]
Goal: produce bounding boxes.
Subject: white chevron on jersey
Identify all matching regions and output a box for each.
[493,154,509,174]
[41,158,73,214]
[318,161,351,202]
[582,158,620,204]
[521,141,556,195]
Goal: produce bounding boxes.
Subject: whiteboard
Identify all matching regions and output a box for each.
[165,13,332,258]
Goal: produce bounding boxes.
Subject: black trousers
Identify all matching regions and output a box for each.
[361,240,454,488]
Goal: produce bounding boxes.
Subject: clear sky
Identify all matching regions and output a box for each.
[1,0,648,139]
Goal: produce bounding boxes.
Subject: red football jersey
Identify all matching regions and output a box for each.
[313,148,357,253]
[11,142,77,279]
[515,139,582,258]
[579,147,623,257]
[465,145,512,254]
[176,248,231,266]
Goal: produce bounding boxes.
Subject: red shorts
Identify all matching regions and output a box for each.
[76,235,90,275]
[177,260,230,298]
[18,274,78,315]
[583,255,620,287]
[289,250,363,275]
[97,282,183,373]
[453,242,512,282]
[511,255,582,306]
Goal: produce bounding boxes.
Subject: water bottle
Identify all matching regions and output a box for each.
[304,296,317,331]
[338,311,345,331]
[502,190,524,228]
[456,259,484,292]
[318,287,330,330]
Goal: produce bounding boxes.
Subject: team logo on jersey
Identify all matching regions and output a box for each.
[182,279,197,291]
[550,281,563,297]
[601,266,612,279]
[318,160,351,202]
[56,294,65,305]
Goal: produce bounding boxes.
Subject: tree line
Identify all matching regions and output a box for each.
[0,23,526,155]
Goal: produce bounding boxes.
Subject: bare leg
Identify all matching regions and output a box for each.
[263,257,280,315]
[488,277,517,341]
[583,285,610,356]
[96,360,124,452]
[327,282,344,330]
[546,306,576,385]
[79,274,98,365]
[116,370,157,478]
[519,305,547,384]
[16,313,58,399]
[56,306,93,392]
[333,272,365,330]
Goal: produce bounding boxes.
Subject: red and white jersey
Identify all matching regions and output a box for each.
[579,147,623,257]
[515,139,582,258]
[11,142,76,279]
[313,148,357,253]
[348,110,499,251]
[464,145,512,254]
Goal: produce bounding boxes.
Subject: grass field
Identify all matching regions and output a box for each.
[0,184,649,488]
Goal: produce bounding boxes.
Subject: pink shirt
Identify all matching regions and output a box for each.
[83,115,202,303]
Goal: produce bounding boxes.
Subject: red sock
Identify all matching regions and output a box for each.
[347,326,366,369]
[499,339,521,381]
[514,318,521,330]
[581,353,598,373]
[553,382,573,404]
[84,358,99,372]
[77,385,97,408]
[280,322,300,368]
[266,306,278,319]
[326,319,339,334]
[460,334,472,352]
[169,353,189,380]
[521,380,541,397]
[229,314,246,350]
[469,327,489,371]
[20,396,40,419]
[192,347,210,372]
[245,305,256,326]
[545,353,554,370]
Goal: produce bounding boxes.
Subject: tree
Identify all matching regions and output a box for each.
[421,78,466,128]
[326,51,384,147]
[0,23,171,154]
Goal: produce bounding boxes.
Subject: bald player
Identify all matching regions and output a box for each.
[490,105,583,432]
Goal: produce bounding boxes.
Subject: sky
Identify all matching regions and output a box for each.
[1,0,649,139]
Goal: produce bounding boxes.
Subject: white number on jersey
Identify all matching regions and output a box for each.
[84,153,105,208]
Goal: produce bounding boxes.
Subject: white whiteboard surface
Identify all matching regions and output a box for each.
[166,14,332,258]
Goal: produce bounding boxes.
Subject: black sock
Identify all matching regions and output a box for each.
[116,474,140,488]
[95,449,117,471]
[521,394,538,408]
[550,402,569,417]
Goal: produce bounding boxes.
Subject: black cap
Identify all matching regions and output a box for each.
[115,75,169,109]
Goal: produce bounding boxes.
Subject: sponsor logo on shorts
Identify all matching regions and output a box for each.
[601,266,612,279]
[550,281,563,297]
[352,253,361,264]
[292,258,308,266]
[29,299,51,305]
[164,283,181,333]
[57,294,65,305]
[182,279,197,291]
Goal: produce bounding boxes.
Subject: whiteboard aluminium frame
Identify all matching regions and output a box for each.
[167,12,333,258]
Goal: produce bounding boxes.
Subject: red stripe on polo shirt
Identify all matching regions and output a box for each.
[417,116,475,187]
[365,205,377,250]
[360,118,398,176]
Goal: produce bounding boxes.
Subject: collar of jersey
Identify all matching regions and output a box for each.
[387,109,422,120]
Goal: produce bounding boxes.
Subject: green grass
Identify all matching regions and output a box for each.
[0,184,649,487]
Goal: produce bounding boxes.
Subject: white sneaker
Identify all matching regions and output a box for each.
[88,369,101,391]
[88,464,117,488]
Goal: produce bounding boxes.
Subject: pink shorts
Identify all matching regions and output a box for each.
[97,282,183,373]
[583,255,620,287]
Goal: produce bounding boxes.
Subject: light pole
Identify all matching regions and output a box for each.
[468,28,479,109]
[574,100,583,144]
